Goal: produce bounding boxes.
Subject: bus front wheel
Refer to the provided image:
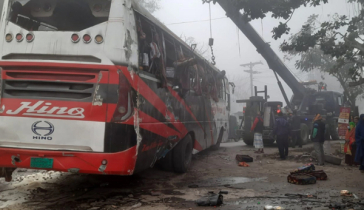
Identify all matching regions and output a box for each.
[173,135,193,173]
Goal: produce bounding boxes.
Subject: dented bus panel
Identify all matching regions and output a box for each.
[0,0,230,180]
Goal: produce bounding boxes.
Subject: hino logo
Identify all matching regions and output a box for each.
[32,121,54,140]
[6,101,85,119]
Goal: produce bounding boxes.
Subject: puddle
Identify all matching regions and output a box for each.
[185,177,267,187]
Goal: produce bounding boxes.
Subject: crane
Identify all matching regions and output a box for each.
[206,0,344,144]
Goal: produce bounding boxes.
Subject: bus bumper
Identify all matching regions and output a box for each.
[0,146,137,177]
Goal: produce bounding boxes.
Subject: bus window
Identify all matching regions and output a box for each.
[164,37,177,71]
[218,79,224,99]
[8,0,111,31]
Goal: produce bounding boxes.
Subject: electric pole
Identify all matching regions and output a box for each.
[241,61,263,96]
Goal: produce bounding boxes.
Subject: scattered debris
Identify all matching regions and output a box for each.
[264,206,284,210]
[306,170,328,180]
[288,174,316,185]
[188,184,199,188]
[341,190,353,197]
[150,191,161,196]
[36,187,48,193]
[324,154,342,165]
[219,191,228,195]
[220,156,231,161]
[132,202,142,208]
[236,154,253,162]
[196,191,224,206]
[288,164,327,184]
[291,164,315,174]
[238,162,249,167]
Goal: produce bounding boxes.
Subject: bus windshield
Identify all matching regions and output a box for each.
[8,0,111,31]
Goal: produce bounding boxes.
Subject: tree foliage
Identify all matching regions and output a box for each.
[139,0,161,13]
[284,41,363,108]
[284,14,364,107]
[206,0,364,84]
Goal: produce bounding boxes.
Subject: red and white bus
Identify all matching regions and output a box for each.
[0,0,231,181]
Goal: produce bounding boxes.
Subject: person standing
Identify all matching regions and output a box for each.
[312,114,326,166]
[251,111,264,154]
[344,121,358,166]
[273,111,291,160]
[355,114,364,173]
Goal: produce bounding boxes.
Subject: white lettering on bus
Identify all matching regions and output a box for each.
[6,101,85,119]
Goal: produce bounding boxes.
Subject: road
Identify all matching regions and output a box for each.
[1,141,363,210]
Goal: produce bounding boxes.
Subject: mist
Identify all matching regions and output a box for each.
[153,0,363,114]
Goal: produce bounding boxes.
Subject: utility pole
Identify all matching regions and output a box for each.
[241,61,263,96]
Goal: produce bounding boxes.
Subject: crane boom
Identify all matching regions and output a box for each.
[215,0,306,100]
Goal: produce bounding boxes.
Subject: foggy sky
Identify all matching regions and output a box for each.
[153,1,360,113]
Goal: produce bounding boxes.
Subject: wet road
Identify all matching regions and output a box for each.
[1,141,364,210]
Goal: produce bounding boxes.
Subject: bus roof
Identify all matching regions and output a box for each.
[131,1,223,74]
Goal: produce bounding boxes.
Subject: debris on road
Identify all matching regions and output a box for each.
[287,173,316,185]
[238,162,249,167]
[288,164,328,184]
[291,164,315,174]
[236,155,253,162]
[264,205,285,210]
[188,184,199,188]
[150,191,161,196]
[306,170,327,180]
[311,151,342,165]
[132,202,142,208]
[341,190,353,197]
[196,191,224,206]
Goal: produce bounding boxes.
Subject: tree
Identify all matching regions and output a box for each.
[139,0,161,13]
[181,35,210,59]
[204,0,364,85]
[284,14,364,109]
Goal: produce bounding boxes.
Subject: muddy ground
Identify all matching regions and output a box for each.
[1,141,364,210]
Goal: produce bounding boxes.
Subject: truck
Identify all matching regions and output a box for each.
[210,0,344,145]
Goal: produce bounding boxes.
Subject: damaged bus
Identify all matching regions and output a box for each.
[0,0,231,181]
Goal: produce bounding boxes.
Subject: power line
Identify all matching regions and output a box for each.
[167,17,228,25]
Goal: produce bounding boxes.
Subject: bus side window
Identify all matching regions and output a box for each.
[164,36,177,81]
[218,79,224,99]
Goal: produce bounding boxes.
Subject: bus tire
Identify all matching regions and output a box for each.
[156,150,174,172]
[173,135,193,173]
[300,124,309,145]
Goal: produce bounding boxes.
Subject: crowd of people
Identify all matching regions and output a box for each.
[250,111,364,172]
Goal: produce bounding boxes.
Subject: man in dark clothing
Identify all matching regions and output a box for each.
[312,114,326,166]
[290,110,302,148]
[273,111,291,160]
[355,114,364,173]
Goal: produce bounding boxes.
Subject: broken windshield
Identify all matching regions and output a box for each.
[8,0,111,31]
